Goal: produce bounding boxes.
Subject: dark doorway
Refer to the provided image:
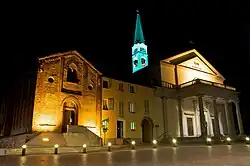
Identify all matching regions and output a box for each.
[187,117,194,136]
[62,110,71,133]
[62,101,78,133]
[117,120,123,138]
[142,118,153,142]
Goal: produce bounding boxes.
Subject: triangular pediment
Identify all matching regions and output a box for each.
[162,49,225,80]
[179,56,215,75]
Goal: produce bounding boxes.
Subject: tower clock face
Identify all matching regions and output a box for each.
[133,56,138,67]
[141,57,146,66]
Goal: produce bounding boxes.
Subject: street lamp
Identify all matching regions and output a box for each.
[152,140,157,148]
[245,136,250,144]
[83,144,87,153]
[131,140,136,149]
[108,142,112,151]
[21,145,27,156]
[54,144,59,154]
[206,137,212,146]
[172,138,177,147]
[226,137,231,145]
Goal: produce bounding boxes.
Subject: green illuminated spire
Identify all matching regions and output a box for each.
[134,10,145,44]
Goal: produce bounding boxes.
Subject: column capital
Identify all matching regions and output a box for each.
[197,93,206,98]
[210,96,217,100]
[231,100,240,104]
[160,96,167,100]
[222,98,229,103]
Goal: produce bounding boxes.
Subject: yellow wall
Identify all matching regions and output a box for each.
[160,63,176,84]
[177,65,224,85]
[102,77,163,143]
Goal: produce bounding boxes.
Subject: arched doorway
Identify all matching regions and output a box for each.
[141,117,154,143]
[62,100,78,133]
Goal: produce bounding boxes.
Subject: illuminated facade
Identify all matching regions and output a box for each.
[132,12,148,73]
[102,77,163,144]
[155,49,244,139]
[32,51,102,137]
[0,49,243,146]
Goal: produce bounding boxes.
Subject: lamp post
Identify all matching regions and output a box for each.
[83,144,87,153]
[131,141,136,149]
[152,140,157,148]
[245,136,250,144]
[226,137,231,145]
[21,145,27,156]
[206,137,212,146]
[172,138,177,147]
[54,144,59,154]
[108,142,112,151]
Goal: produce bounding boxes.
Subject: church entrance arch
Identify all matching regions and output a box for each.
[141,117,154,143]
[61,97,79,133]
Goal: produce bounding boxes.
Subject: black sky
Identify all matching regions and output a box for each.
[1,2,250,132]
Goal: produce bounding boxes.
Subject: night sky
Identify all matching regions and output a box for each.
[1,2,250,132]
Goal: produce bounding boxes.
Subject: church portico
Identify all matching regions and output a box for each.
[177,95,243,140]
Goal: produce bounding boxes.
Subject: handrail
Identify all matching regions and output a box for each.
[156,132,167,141]
[161,79,236,91]
[179,79,236,91]
[161,81,176,89]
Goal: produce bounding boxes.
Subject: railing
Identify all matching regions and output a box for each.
[161,81,176,89]
[161,79,236,91]
[179,79,236,91]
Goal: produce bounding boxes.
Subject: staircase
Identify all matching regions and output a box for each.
[63,125,101,146]
[26,125,101,147]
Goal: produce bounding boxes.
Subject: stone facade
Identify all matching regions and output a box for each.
[32,51,102,136]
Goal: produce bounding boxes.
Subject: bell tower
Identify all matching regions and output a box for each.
[132,10,148,73]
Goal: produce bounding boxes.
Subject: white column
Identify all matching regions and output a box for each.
[193,100,200,137]
[224,100,232,136]
[198,95,207,138]
[234,101,244,135]
[177,98,184,137]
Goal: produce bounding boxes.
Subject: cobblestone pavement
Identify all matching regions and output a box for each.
[1,144,250,166]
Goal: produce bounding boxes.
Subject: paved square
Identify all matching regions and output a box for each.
[1,144,250,166]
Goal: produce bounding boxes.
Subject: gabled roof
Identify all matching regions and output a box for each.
[161,49,225,80]
[39,50,102,75]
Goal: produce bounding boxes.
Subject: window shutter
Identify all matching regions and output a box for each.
[122,101,124,116]
[108,98,114,110]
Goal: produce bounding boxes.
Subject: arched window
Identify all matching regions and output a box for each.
[67,68,78,83]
